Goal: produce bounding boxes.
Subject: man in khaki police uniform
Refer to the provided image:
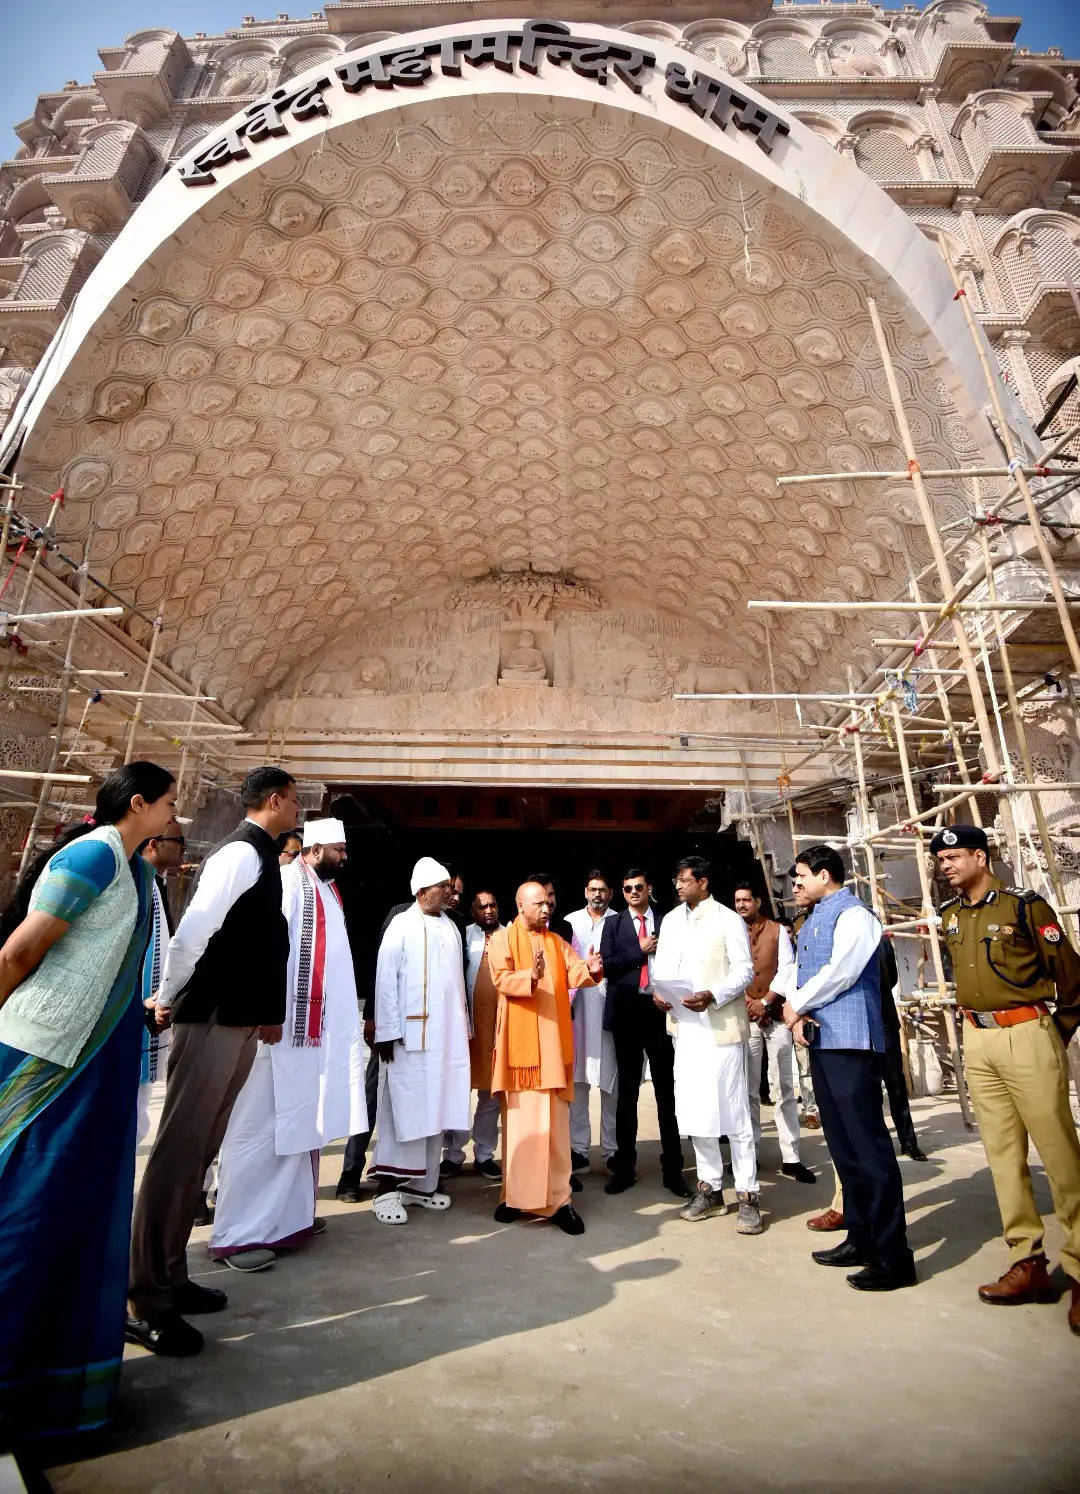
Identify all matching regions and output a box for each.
[933,823,1080,1336]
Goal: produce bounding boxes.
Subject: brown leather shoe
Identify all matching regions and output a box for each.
[802,1113,821,1130]
[978,1254,1059,1306]
[807,1208,844,1232]
[1069,1282,1080,1336]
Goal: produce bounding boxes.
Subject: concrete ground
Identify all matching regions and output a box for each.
[42,1091,1080,1494]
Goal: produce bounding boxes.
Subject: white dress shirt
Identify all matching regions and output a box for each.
[157,835,262,1008]
[776,902,882,1015]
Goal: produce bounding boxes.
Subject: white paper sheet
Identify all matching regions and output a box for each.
[652,977,696,1019]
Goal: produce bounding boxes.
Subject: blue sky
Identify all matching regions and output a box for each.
[1,1,1078,149]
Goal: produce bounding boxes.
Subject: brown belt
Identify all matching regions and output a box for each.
[962,1001,1049,1029]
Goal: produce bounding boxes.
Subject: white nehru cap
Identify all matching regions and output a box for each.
[301,817,346,848]
[411,856,451,895]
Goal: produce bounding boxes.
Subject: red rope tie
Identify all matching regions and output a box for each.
[50,487,64,508]
[1033,466,1049,477]
[907,458,920,477]
[975,513,1002,527]
[953,287,966,300]
[912,636,927,657]
[0,535,29,600]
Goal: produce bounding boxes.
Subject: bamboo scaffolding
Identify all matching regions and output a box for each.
[888,699,975,1127]
[748,599,1077,614]
[123,613,163,765]
[776,464,1062,486]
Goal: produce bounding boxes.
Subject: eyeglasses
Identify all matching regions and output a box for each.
[280,848,300,860]
[156,836,187,847]
[623,882,646,893]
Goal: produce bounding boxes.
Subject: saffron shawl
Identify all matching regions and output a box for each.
[503,917,575,1091]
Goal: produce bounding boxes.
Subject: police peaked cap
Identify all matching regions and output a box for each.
[929,824,989,855]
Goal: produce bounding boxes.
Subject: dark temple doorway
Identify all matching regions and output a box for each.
[322,786,762,993]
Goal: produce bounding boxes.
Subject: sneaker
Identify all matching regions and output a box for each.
[125,1310,203,1357]
[336,1183,361,1203]
[570,1151,590,1175]
[474,1158,503,1179]
[736,1192,764,1235]
[439,1159,464,1179]
[311,1217,328,1235]
[680,1182,725,1222]
[222,1248,276,1272]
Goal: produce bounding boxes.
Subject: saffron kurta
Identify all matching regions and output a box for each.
[488,921,595,1216]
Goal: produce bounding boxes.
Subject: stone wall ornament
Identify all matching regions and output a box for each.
[499,629,551,685]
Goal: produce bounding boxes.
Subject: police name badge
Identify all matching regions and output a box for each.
[945,916,958,934]
[1038,923,1062,944]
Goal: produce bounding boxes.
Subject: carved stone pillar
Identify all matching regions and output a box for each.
[912,132,941,180]
[836,132,859,158]
[744,39,762,78]
[918,85,965,178]
[954,194,1011,315]
[810,39,833,78]
[999,329,1042,422]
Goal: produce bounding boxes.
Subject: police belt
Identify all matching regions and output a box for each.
[962,1001,1049,1029]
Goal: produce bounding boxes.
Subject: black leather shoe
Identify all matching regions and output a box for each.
[494,1203,522,1223]
[439,1160,464,1180]
[336,1183,361,1203]
[192,1192,213,1227]
[848,1263,917,1292]
[173,1280,227,1315]
[813,1241,869,1268]
[663,1175,691,1199]
[902,1145,930,1162]
[569,1173,583,1193]
[552,1204,585,1236]
[570,1151,590,1175]
[124,1310,203,1357]
[604,1174,636,1195]
[474,1159,503,1180]
[781,1162,817,1185]
[606,1156,618,1174]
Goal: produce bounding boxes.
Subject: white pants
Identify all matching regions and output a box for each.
[136,1081,155,1146]
[793,1041,818,1115]
[748,1022,801,1164]
[443,1090,501,1165]
[692,1134,758,1195]
[570,1081,618,1159]
[372,1068,442,1191]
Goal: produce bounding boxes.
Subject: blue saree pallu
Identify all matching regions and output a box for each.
[0,839,152,1440]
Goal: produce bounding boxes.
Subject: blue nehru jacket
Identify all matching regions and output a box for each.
[797,887,884,1052]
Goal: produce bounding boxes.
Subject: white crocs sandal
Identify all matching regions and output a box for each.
[373,1190,408,1225]
[401,1189,452,1211]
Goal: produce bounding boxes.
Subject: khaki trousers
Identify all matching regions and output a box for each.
[964,1015,1080,1282]
[129,1018,257,1317]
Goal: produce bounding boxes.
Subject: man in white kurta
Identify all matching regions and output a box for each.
[372,856,471,1225]
[565,873,619,1169]
[654,856,762,1234]
[210,818,367,1269]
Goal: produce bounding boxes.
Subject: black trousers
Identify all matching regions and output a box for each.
[883,1022,919,1153]
[811,1047,913,1272]
[611,999,684,1181]
[339,1045,380,1184]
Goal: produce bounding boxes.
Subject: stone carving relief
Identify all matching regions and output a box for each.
[499,628,551,686]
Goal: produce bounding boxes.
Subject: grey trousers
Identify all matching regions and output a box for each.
[129,1017,256,1318]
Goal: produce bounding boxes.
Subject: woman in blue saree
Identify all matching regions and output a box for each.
[0,762,177,1442]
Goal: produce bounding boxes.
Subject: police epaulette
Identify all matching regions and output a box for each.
[940,894,960,909]
[1004,886,1037,901]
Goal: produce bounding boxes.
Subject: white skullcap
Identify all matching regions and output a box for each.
[302,817,346,848]
[411,856,451,895]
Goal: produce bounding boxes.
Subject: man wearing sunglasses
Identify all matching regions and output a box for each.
[599,870,688,1198]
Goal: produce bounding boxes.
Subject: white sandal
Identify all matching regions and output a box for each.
[373,1190,408,1225]
[401,1189,452,1211]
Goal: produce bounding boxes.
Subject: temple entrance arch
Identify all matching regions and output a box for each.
[2,18,1034,795]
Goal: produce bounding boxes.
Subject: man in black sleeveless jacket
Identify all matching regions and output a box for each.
[127,766,298,1357]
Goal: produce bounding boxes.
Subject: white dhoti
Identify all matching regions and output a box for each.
[748,1021,801,1164]
[570,989,619,1159]
[210,857,367,1255]
[675,1037,757,1194]
[373,1065,442,1191]
[211,1050,320,1256]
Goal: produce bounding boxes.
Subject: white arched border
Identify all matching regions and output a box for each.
[4,17,1036,464]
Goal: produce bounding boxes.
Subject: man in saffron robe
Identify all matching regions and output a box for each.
[488,881,603,1236]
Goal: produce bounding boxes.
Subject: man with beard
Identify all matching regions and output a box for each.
[209,819,367,1269]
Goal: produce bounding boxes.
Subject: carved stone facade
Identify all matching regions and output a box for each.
[0,3,1077,799]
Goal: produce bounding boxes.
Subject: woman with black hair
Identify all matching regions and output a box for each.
[0,760,177,1442]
